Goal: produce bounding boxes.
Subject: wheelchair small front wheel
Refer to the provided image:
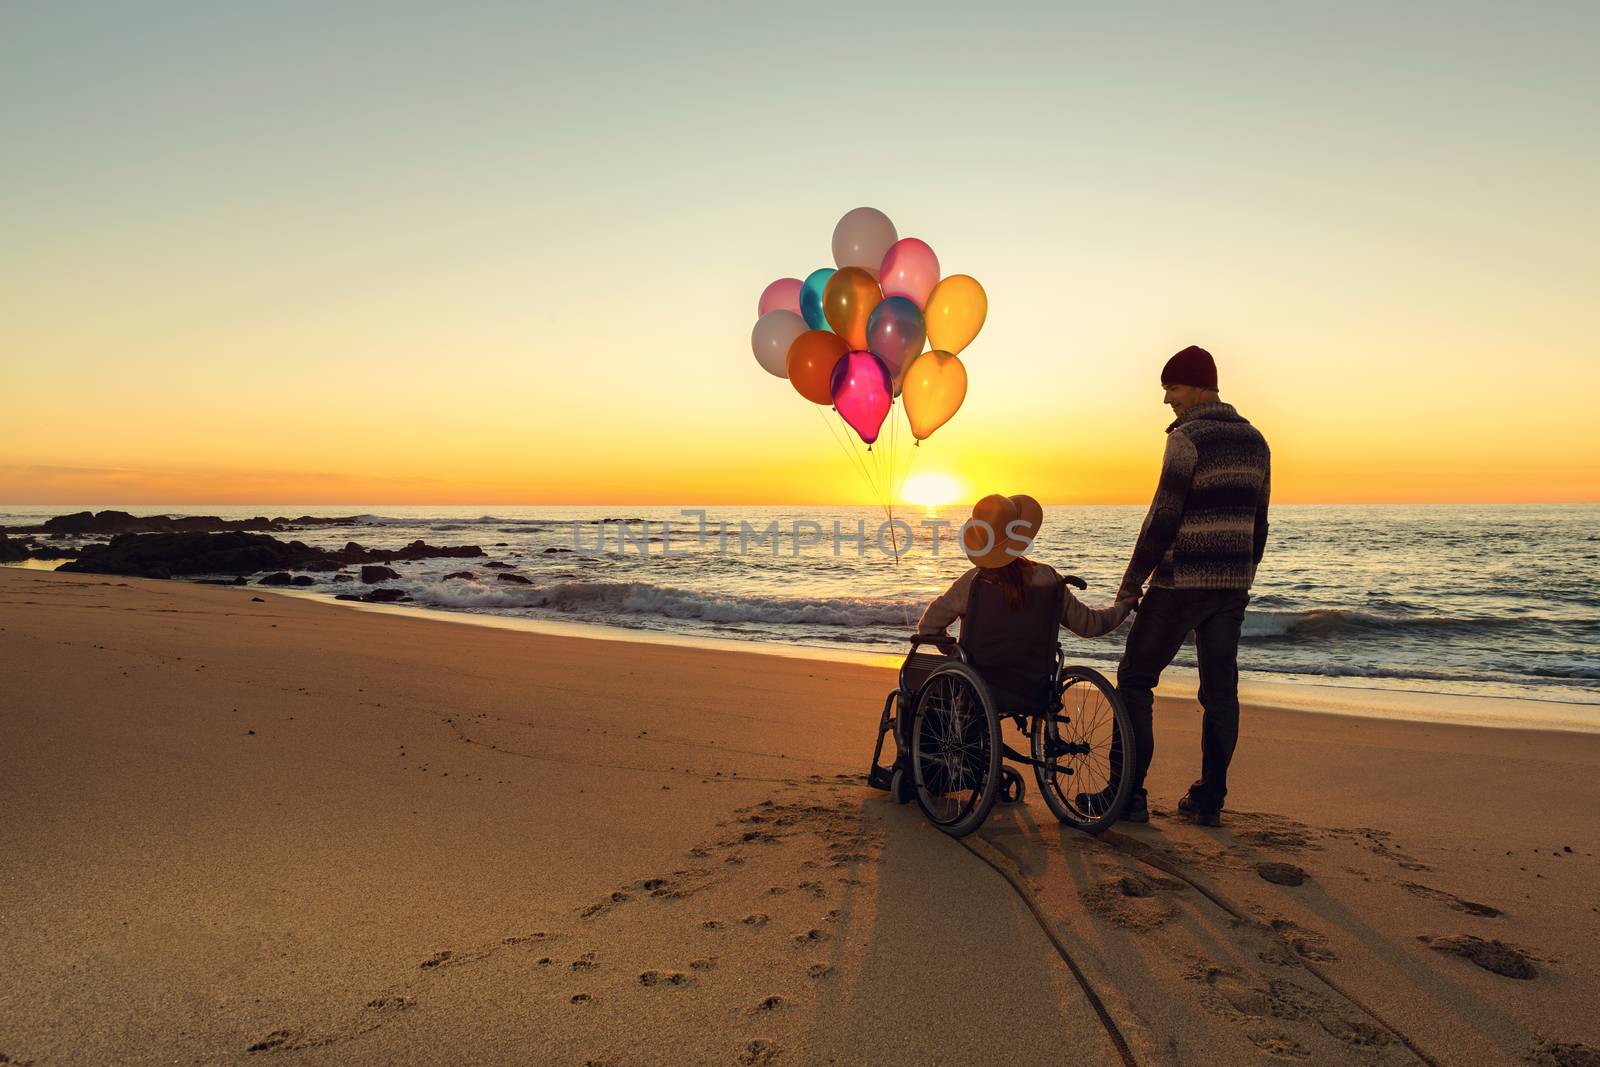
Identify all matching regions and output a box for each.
[998,766,1025,804]
[909,664,1002,838]
[1031,666,1135,834]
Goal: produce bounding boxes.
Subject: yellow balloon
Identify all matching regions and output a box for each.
[901,350,967,440]
[924,274,986,356]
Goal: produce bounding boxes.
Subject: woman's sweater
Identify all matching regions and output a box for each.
[916,562,1127,638]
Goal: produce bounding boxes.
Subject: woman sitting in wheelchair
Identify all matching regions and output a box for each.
[917,494,1133,663]
[873,493,1137,837]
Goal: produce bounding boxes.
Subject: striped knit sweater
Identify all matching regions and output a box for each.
[1119,402,1271,595]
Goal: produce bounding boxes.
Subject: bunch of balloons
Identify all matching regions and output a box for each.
[749,207,986,448]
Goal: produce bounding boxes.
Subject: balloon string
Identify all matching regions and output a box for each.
[813,404,876,499]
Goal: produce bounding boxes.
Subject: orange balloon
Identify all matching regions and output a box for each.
[900,349,967,440]
[786,330,848,405]
[924,274,986,355]
[821,267,882,351]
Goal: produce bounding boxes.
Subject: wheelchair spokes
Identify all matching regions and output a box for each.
[909,666,1002,836]
[1031,667,1135,834]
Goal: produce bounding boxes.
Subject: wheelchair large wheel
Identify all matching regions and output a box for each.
[1031,666,1135,834]
[909,663,1002,838]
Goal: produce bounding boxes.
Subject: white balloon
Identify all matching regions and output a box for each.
[831,206,898,278]
[750,310,806,378]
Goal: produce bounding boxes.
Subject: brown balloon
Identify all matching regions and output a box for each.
[821,266,882,351]
[786,330,848,405]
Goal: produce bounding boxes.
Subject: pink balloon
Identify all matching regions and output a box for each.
[829,351,893,445]
[758,277,803,318]
[879,238,940,309]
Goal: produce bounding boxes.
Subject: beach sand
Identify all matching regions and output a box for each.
[2,567,1597,1066]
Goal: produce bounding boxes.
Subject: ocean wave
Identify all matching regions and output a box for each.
[399,578,923,627]
[1241,608,1523,641]
[349,513,561,528]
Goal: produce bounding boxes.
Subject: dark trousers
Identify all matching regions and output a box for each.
[1116,587,1250,810]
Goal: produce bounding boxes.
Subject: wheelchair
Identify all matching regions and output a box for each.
[868,574,1136,837]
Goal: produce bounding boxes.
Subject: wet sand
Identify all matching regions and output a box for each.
[2,567,1597,1066]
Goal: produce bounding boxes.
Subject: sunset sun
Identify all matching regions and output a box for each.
[898,471,968,508]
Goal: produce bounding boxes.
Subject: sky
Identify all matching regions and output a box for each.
[2,1,1597,505]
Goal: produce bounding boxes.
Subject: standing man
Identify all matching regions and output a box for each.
[1116,346,1271,826]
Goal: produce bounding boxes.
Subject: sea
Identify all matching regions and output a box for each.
[4,504,1597,716]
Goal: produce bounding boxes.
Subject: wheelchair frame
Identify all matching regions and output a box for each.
[868,575,1134,836]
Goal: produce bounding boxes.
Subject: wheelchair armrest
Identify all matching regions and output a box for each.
[1060,574,1088,590]
[909,633,957,653]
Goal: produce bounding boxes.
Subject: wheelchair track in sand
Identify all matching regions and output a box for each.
[960,809,1445,1067]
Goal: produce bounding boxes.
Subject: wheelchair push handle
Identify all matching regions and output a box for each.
[1061,574,1087,590]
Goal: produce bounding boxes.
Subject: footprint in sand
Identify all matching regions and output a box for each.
[741,913,769,928]
[792,928,828,947]
[501,932,548,945]
[570,952,597,972]
[1527,1040,1600,1066]
[750,995,786,1012]
[701,919,724,930]
[807,962,832,979]
[1419,934,1538,979]
[580,890,632,918]
[570,993,592,1004]
[247,1030,298,1052]
[739,1038,779,1064]
[364,996,416,1013]
[1270,918,1339,962]
[689,958,717,971]
[1399,881,1502,917]
[1256,862,1307,886]
[1082,872,1182,930]
[638,969,692,987]
[419,951,452,969]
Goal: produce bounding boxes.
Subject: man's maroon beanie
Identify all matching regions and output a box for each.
[1161,345,1217,390]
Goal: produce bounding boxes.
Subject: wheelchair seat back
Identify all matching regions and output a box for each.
[958,570,1064,715]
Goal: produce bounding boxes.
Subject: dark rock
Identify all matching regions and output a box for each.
[484,561,515,569]
[251,596,265,602]
[258,572,293,586]
[0,510,364,537]
[543,547,573,554]
[290,575,315,586]
[333,573,355,583]
[61,532,314,579]
[361,565,401,583]
[56,531,485,580]
[336,588,412,604]
[496,572,533,585]
[0,533,28,563]
[442,571,476,581]
[197,577,249,586]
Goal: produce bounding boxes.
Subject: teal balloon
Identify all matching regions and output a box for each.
[800,267,835,332]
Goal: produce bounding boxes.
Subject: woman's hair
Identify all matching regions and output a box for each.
[982,557,1034,609]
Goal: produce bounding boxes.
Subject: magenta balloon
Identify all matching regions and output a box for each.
[879,238,941,309]
[758,277,803,318]
[829,351,893,445]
